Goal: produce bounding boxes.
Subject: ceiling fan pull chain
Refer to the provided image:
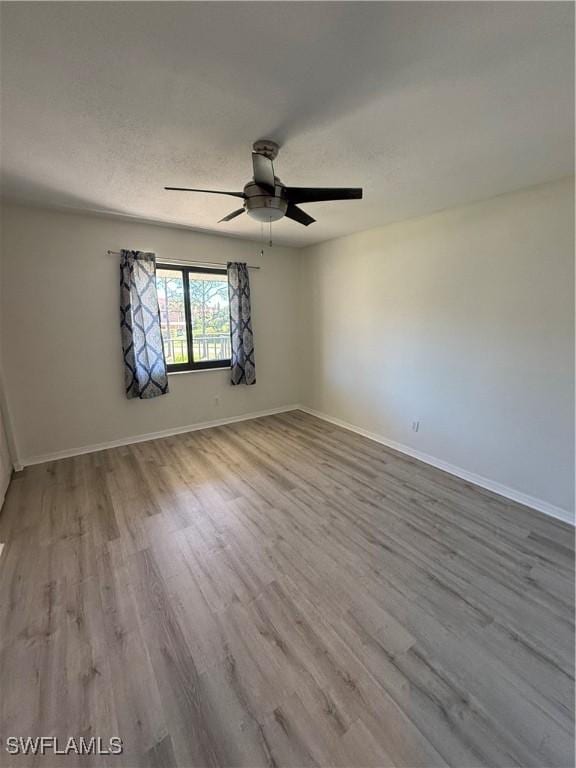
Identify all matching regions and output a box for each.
[269,218,273,248]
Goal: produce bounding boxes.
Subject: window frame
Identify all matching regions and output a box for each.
[156,263,231,373]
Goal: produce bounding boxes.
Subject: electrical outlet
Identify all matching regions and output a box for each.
[412,420,420,432]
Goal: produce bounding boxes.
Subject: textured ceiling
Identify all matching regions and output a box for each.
[1,1,573,247]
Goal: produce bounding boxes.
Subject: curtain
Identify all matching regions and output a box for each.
[120,250,169,399]
[227,262,256,385]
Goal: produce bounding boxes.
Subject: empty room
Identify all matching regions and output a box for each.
[0,1,574,767]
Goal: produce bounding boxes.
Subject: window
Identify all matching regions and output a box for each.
[156,264,231,372]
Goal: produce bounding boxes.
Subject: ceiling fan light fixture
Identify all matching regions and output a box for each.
[245,195,287,222]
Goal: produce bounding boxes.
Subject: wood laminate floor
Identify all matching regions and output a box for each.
[0,411,574,768]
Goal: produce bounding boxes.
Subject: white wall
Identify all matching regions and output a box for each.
[299,178,574,519]
[0,204,301,463]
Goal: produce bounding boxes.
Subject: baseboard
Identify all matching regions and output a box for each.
[0,469,11,510]
[18,404,301,468]
[298,406,575,527]
[15,402,575,527]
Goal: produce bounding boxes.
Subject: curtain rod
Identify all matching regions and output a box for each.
[106,250,261,269]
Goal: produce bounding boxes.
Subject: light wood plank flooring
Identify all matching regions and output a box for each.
[0,411,574,767]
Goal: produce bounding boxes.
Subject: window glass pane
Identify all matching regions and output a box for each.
[156,268,189,365]
[189,273,230,362]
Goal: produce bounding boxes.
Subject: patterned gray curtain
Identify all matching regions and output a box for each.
[227,262,256,385]
[120,250,169,399]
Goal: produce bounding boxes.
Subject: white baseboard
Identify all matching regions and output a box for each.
[17,404,301,468]
[298,406,575,527]
[14,402,574,527]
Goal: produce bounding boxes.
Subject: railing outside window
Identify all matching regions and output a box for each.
[163,333,231,364]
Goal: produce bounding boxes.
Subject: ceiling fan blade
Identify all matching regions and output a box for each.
[285,187,363,204]
[218,208,245,223]
[284,204,316,227]
[252,153,275,191]
[164,187,245,198]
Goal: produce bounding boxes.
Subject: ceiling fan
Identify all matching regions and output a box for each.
[165,139,362,227]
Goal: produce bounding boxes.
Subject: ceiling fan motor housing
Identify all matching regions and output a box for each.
[243,180,288,222]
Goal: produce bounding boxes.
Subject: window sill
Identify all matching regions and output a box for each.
[168,367,231,376]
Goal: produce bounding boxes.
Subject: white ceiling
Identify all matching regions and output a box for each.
[1,1,573,248]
